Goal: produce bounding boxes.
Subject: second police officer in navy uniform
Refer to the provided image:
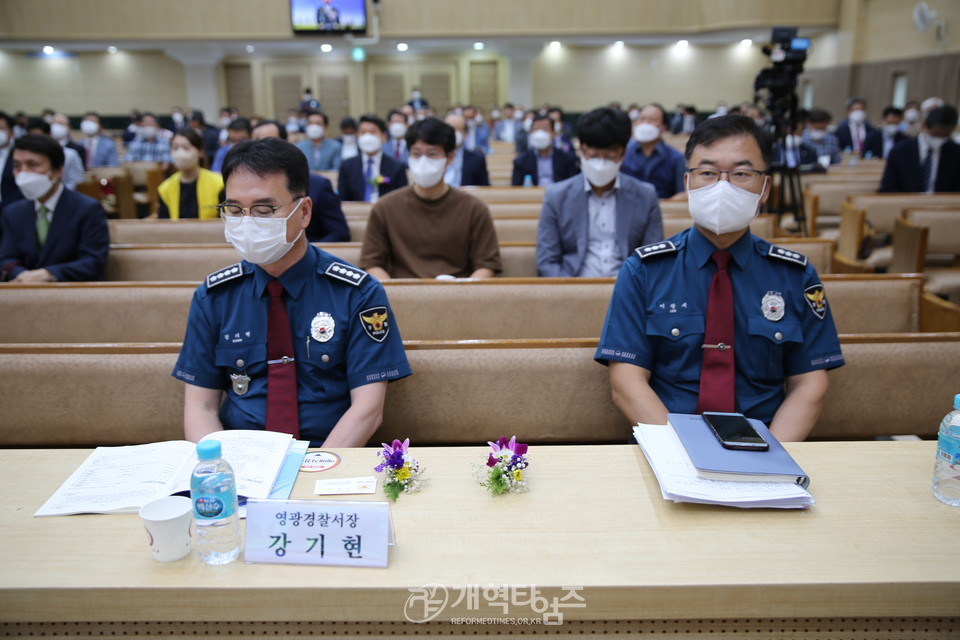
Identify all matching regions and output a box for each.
[596,116,844,442]
[173,138,411,447]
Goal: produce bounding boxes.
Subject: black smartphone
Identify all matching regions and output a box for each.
[702,412,769,451]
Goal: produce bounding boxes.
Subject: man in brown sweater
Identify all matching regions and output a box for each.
[359,117,501,280]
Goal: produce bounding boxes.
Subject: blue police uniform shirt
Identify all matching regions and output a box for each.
[595,227,845,425]
[620,139,686,199]
[173,244,412,446]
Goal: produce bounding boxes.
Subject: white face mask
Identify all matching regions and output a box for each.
[219,116,232,128]
[15,171,57,201]
[454,130,464,148]
[848,109,866,125]
[807,128,826,142]
[139,126,157,140]
[474,114,485,124]
[408,155,448,188]
[628,109,641,121]
[80,120,99,136]
[580,157,622,188]
[306,124,325,140]
[883,124,900,137]
[388,122,407,139]
[491,110,501,120]
[223,200,304,265]
[529,129,553,151]
[687,178,765,235]
[522,118,533,133]
[904,108,920,123]
[358,133,382,155]
[171,147,199,171]
[633,122,660,144]
[0,130,8,148]
[513,110,523,120]
[923,132,948,151]
[411,91,422,100]
[342,134,357,144]
[50,123,69,140]
[172,113,184,125]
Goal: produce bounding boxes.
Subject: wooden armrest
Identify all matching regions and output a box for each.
[920,291,960,332]
[831,252,876,274]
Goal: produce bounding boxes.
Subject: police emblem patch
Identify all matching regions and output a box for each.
[359,306,390,342]
[761,291,785,321]
[311,312,335,343]
[804,284,827,320]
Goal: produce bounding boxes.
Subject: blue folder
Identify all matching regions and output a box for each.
[668,413,810,488]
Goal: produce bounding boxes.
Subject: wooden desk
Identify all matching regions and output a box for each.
[1,443,957,638]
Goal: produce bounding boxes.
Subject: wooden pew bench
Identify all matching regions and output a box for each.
[2,334,956,447]
[848,193,960,236]
[4,274,956,345]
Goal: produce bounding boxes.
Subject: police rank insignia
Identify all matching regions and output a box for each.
[359,306,390,342]
[311,312,336,343]
[230,373,250,396]
[761,291,785,321]
[804,284,828,319]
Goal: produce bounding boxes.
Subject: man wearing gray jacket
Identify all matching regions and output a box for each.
[536,107,663,277]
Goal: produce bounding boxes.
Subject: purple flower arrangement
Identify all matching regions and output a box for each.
[374,438,427,501]
[478,436,530,495]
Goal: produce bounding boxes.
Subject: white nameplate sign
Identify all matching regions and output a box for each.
[244,499,394,567]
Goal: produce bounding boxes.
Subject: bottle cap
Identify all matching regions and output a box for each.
[197,440,222,460]
[954,394,960,410]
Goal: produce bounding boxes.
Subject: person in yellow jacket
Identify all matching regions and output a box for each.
[157,128,223,219]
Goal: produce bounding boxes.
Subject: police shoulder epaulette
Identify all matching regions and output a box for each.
[635,241,678,260]
[767,244,808,267]
[325,262,368,286]
[205,263,246,289]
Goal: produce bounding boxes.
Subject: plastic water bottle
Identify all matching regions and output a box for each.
[933,394,960,507]
[522,174,533,188]
[191,440,241,564]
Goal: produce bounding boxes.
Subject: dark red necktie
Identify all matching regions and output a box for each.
[265,280,300,438]
[697,250,735,413]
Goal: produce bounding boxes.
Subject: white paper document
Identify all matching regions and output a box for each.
[633,424,815,509]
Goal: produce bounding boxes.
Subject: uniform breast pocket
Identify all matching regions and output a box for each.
[298,335,348,402]
[214,343,267,394]
[745,316,803,382]
[645,313,705,381]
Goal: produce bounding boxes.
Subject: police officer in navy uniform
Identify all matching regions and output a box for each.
[173,138,411,447]
[595,116,844,441]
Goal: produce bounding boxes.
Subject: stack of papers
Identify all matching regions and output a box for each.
[633,423,815,509]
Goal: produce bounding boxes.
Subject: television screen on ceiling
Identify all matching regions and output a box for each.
[291,0,368,34]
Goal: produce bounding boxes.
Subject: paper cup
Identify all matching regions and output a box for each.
[139,496,193,562]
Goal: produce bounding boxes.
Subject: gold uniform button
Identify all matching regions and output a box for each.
[671,328,680,337]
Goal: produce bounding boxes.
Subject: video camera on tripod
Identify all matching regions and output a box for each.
[754,26,810,141]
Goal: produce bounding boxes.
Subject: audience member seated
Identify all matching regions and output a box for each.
[78,112,119,167]
[210,117,251,172]
[515,108,536,153]
[383,110,409,164]
[862,105,908,160]
[0,134,109,282]
[0,111,24,217]
[157,128,223,220]
[803,108,842,165]
[124,112,172,171]
[596,115,844,442]
[621,103,687,199]
[773,111,819,169]
[252,119,349,242]
[407,87,429,111]
[121,108,140,145]
[26,119,83,189]
[880,105,960,194]
[834,97,875,154]
[547,106,574,152]
[536,106,663,278]
[188,109,221,161]
[461,105,491,154]
[337,114,408,203]
[50,113,88,170]
[339,116,359,160]
[360,117,501,280]
[443,113,490,187]
[493,103,522,145]
[511,114,579,187]
[295,111,342,171]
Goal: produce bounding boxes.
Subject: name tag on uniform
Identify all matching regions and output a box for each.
[244,499,394,567]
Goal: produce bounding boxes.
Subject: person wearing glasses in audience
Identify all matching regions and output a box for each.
[172,138,411,448]
[595,116,845,442]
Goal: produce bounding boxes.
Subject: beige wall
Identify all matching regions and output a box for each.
[0,50,187,115]
[1,0,840,41]
[532,43,770,112]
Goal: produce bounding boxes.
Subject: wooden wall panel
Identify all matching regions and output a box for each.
[272,75,303,121]
[374,73,404,119]
[469,61,499,111]
[224,64,254,118]
[420,73,451,115]
[317,74,350,136]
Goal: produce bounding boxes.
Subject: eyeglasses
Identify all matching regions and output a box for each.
[216,197,303,218]
[687,167,767,188]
